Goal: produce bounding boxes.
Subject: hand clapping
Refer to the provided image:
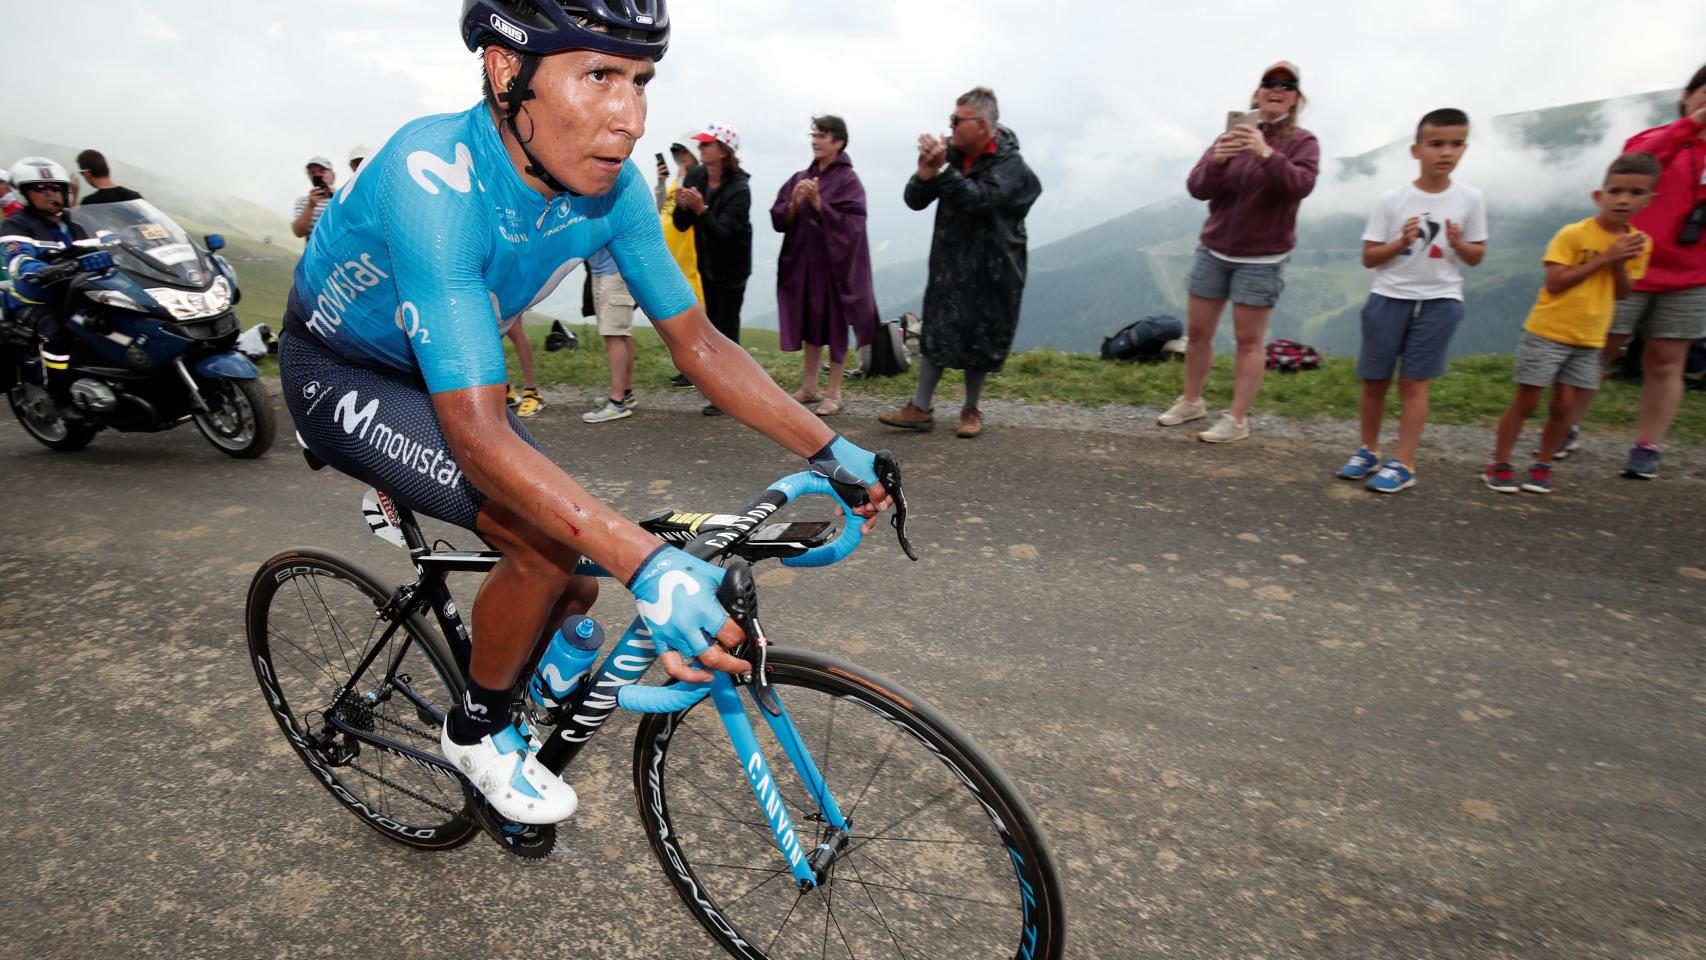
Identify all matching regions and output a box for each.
[1607,232,1646,263]
[677,186,706,214]
[916,133,948,180]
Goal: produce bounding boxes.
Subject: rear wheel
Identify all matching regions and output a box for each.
[194,376,275,458]
[245,548,477,850]
[634,648,1066,959]
[8,382,96,451]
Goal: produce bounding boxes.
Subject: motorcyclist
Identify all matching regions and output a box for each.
[2,157,90,415]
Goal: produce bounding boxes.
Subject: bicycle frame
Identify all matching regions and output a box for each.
[321,492,860,891]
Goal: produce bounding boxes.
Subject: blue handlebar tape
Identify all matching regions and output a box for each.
[768,472,866,568]
[619,680,712,713]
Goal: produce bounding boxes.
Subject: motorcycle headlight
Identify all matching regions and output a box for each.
[146,281,229,321]
[87,289,145,312]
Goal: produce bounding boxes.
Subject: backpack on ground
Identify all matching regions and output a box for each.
[1101,315,1183,362]
[854,319,911,378]
[543,319,579,352]
[1265,338,1321,373]
[235,323,276,361]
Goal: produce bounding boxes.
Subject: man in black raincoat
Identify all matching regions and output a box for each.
[880,86,1041,439]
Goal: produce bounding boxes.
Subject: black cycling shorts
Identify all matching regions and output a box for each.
[279,325,539,532]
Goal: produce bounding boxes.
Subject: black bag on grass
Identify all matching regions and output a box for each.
[1101,315,1183,362]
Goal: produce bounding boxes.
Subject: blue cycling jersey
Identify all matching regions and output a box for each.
[293,102,696,394]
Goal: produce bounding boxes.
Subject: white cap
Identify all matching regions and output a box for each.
[348,145,372,163]
[692,121,741,154]
[306,155,333,170]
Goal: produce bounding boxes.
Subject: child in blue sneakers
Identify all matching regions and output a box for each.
[1484,153,1656,494]
[1337,109,1487,494]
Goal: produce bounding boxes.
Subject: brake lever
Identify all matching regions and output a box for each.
[716,560,780,715]
[874,450,917,561]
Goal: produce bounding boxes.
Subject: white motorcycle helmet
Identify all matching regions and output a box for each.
[8,156,72,195]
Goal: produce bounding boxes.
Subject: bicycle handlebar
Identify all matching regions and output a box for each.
[769,472,865,567]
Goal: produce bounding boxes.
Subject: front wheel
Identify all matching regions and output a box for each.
[8,382,97,451]
[634,648,1066,960]
[193,376,275,458]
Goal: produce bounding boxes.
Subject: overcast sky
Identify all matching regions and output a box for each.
[16,0,1705,280]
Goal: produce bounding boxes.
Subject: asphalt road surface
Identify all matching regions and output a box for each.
[2,391,1702,959]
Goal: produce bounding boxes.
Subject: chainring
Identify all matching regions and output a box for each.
[470,793,559,860]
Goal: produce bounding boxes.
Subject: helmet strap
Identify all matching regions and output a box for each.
[497,52,576,197]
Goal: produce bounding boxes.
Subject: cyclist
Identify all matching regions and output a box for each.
[277,0,891,826]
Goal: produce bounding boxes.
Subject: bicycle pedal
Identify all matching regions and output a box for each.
[472,795,560,860]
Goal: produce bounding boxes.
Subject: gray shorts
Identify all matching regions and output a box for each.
[1186,247,1288,307]
[1356,293,1464,381]
[1608,286,1706,340]
[1513,330,1600,390]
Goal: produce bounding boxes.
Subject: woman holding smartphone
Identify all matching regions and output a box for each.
[1162,60,1319,442]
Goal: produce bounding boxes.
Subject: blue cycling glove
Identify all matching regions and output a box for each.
[629,546,729,661]
[807,435,879,504]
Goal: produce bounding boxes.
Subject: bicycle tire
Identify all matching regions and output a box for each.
[246,547,477,850]
[633,647,1066,960]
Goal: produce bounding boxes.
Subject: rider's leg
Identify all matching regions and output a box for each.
[30,308,75,409]
[445,498,590,743]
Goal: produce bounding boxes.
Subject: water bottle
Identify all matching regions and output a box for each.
[529,614,604,712]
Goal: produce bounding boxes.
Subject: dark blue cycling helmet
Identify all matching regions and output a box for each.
[461,0,669,61]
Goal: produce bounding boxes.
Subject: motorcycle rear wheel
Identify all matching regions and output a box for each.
[8,383,97,451]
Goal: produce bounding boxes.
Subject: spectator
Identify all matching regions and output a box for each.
[348,145,372,174]
[879,86,1042,439]
[581,248,640,423]
[1162,60,1320,443]
[771,114,879,417]
[291,156,336,238]
[654,135,705,312]
[504,322,544,417]
[2,156,90,416]
[1336,109,1487,494]
[1484,153,1656,495]
[672,121,752,417]
[74,149,143,205]
[1597,63,1706,479]
[0,170,21,218]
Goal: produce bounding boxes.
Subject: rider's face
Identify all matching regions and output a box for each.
[25,183,67,216]
[518,49,652,196]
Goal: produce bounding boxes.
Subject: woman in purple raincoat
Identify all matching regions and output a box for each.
[771,115,879,416]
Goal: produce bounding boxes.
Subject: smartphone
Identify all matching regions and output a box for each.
[654,151,667,169]
[311,174,326,190]
[1225,110,1259,133]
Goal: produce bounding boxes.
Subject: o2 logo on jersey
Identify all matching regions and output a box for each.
[408,143,477,196]
[395,301,431,345]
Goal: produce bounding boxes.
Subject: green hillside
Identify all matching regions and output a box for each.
[2,133,301,328]
[872,90,1684,358]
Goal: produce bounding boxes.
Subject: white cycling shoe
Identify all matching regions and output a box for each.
[440,720,579,825]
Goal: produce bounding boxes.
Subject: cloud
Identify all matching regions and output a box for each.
[8,0,1703,278]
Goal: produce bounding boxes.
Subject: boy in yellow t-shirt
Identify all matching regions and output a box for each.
[1484,152,1658,494]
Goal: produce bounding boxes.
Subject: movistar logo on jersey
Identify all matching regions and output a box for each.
[489,14,527,45]
[408,144,477,195]
[304,253,391,340]
[332,389,464,488]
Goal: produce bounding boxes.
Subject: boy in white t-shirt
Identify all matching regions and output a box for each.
[1336,108,1489,493]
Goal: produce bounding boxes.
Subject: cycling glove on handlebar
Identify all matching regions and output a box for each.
[807,435,879,506]
[629,546,729,660]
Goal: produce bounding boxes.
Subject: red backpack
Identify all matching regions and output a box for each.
[1265,338,1321,373]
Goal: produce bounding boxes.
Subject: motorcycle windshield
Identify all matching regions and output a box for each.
[70,199,214,288]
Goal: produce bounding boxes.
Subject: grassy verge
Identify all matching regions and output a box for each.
[261,319,1706,444]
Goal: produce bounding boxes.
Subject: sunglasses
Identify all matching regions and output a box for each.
[23,183,64,194]
[948,114,983,128]
[1260,79,1299,91]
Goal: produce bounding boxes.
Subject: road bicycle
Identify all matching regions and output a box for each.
[245,449,1065,958]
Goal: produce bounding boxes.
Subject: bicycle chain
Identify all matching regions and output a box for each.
[343,757,467,820]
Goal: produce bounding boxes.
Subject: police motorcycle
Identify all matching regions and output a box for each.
[1,199,276,457]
